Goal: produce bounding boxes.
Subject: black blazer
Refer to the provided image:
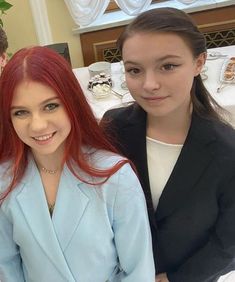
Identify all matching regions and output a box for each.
[101,103,235,282]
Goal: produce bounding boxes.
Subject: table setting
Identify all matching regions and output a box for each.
[73,45,235,124]
[73,60,134,120]
[202,45,235,126]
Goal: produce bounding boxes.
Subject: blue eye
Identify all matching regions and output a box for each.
[44,103,59,111]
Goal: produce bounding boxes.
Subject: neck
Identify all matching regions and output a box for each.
[41,166,59,174]
[147,107,192,144]
[32,151,64,175]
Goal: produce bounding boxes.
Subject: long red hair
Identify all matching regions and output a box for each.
[0,46,129,201]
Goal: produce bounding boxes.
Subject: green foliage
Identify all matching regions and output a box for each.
[0,0,13,27]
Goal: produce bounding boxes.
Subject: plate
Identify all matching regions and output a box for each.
[220,57,235,83]
[207,51,227,60]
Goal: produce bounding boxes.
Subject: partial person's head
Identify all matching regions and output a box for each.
[117,8,223,121]
[0,26,8,73]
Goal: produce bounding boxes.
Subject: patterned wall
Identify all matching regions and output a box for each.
[101,28,235,62]
[103,47,122,63]
[205,28,235,48]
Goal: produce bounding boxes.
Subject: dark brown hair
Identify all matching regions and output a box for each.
[0,27,8,55]
[117,7,227,122]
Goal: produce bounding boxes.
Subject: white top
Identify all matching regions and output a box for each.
[146,137,183,210]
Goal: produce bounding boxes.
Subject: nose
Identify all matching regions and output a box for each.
[142,71,161,92]
[30,114,48,132]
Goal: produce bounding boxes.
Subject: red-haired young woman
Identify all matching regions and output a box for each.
[0,46,155,282]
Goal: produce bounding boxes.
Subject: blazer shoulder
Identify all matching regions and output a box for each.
[213,121,235,151]
[102,103,138,124]
[192,114,235,153]
[101,103,146,136]
[206,121,235,172]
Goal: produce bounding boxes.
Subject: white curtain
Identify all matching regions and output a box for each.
[64,0,110,27]
[64,0,152,27]
[114,0,152,16]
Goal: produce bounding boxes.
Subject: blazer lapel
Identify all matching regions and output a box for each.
[52,165,89,251]
[121,105,156,227]
[156,114,217,221]
[16,160,76,281]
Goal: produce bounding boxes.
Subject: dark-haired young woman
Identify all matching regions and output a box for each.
[101,7,235,282]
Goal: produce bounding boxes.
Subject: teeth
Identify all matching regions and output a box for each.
[33,133,53,141]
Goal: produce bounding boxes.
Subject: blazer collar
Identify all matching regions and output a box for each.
[16,159,89,281]
[118,108,218,224]
[123,103,146,127]
[120,105,156,226]
[156,113,217,221]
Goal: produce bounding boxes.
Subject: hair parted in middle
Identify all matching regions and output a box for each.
[0,46,129,201]
[117,7,228,123]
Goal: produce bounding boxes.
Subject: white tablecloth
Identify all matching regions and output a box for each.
[203,45,235,127]
[73,45,235,124]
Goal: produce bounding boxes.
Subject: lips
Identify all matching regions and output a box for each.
[143,96,168,101]
[32,132,56,145]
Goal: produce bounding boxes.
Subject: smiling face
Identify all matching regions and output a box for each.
[11,80,71,161]
[122,32,205,121]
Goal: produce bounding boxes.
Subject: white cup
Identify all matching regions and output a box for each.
[88,61,111,78]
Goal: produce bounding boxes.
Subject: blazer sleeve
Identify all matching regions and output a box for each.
[0,208,25,282]
[112,163,155,282]
[167,173,235,282]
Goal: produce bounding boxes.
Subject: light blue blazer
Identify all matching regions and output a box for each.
[0,150,155,282]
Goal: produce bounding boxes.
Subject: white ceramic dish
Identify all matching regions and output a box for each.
[220,57,235,83]
[88,61,111,78]
[207,51,228,60]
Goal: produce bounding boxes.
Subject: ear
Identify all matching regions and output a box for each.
[194,52,206,76]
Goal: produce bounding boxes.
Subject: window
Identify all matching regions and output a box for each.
[106,0,166,12]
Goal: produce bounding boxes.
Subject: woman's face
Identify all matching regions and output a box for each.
[10,80,71,160]
[122,32,205,120]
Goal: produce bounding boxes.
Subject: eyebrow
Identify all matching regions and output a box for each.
[124,55,182,65]
[11,96,59,110]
